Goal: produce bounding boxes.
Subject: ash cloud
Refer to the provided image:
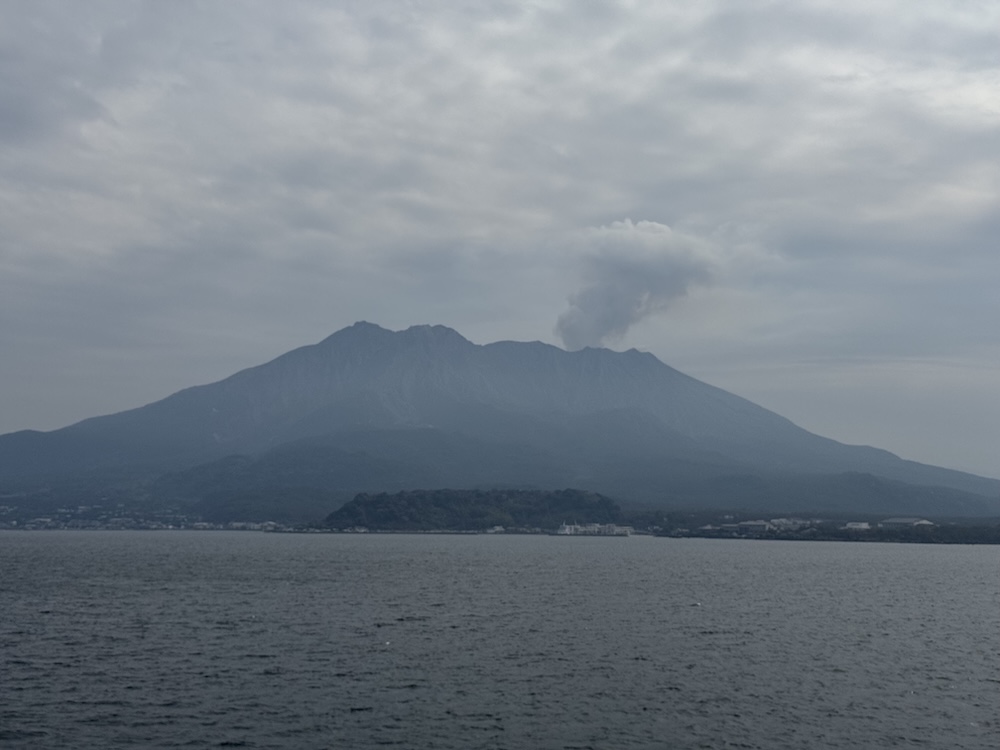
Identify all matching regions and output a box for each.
[556,219,715,350]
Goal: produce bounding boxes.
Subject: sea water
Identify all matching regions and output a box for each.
[2,531,997,749]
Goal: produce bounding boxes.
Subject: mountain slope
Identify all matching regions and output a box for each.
[2,322,998,519]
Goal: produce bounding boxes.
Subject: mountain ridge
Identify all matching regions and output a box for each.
[2,322,997,520]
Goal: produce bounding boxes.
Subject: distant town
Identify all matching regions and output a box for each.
[3,501,1000,544]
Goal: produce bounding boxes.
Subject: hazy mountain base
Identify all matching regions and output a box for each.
[144,426,998,522]
[5,428,996,525]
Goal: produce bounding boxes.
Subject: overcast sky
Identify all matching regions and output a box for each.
[2,0,998,478]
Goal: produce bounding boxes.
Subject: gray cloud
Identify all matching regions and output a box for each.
[1,1,999,475]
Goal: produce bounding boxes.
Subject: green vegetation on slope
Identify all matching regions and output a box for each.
[324,488,620,531]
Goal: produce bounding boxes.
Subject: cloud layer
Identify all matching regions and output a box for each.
[1,1,999,475]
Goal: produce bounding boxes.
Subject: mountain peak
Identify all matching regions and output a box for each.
[400,323,472,345]
[314,322,474,358]
[320,321,471,344]
[317,320,391,345]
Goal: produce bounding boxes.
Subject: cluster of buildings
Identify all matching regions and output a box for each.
[693,516,935,537]
[554,522,634,536]
[0,504,290,532]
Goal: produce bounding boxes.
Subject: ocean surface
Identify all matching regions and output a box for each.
[2,531,997,749]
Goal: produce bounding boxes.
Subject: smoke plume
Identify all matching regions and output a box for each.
[556,219,715,350]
